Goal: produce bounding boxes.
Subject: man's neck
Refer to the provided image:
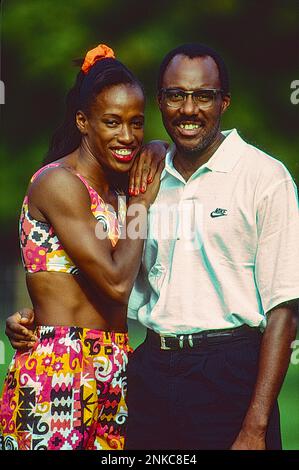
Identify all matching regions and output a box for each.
[173,132,225,181]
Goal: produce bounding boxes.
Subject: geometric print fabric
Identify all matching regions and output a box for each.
[0,326,132,450]
[19,163,124,274]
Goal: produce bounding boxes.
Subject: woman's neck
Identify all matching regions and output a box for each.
[64,144,129,200]
[76,144,110,195]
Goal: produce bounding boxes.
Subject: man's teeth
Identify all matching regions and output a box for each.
[179,123,200,130]
[114,149,132,156]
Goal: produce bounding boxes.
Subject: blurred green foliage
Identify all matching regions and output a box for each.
[0,0,298,450]
[1,0,299,228]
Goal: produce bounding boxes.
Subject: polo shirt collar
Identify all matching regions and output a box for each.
[161,145,184,182]
[205,129,245,173]
[162,129,246,181]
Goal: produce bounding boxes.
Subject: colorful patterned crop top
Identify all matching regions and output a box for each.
[19,163,126,274]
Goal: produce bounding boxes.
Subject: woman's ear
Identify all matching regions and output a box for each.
[76,110,88,135]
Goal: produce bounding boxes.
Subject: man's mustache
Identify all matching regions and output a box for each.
[173,117,204,126]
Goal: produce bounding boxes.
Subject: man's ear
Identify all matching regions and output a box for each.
[76,110,88,135]
[221,94,231,115]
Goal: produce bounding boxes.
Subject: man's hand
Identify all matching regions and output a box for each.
[129,140,168,196]
[5,308,37,350]
[230,305,297,451]
[230,427,266,450]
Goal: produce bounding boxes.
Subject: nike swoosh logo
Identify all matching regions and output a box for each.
[210,208,228,218]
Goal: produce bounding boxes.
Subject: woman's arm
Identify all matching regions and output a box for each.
[6,159,163,349]
[29,165,162,304]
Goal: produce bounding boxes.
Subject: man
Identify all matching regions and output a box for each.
[5,44,299,450]
[125,44,299,450]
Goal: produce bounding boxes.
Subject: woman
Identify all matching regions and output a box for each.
[0,44,165,451]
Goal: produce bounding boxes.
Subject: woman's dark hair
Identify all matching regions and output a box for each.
[44,58,144,164]
[157,43,230,96]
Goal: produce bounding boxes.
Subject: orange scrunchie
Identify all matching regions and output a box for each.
[81,44,115,74]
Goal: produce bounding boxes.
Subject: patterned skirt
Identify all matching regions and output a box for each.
[0,326,132,450]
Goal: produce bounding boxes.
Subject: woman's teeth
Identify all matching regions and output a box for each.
[114,149,132,155]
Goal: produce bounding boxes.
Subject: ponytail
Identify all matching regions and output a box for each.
[43,71,84,164]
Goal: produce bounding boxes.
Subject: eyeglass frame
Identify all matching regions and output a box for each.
[159,87,224,109]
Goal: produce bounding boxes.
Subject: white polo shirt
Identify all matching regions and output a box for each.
[128,129,299,334]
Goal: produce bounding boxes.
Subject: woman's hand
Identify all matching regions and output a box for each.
[5,308,37,350]
[129,140,168,196]
[131,158,165,209]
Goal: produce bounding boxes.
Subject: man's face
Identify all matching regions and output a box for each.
[158,54,230,155]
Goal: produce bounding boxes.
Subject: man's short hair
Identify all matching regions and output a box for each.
[157,43,230,96]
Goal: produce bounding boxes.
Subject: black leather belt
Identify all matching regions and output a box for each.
[146,325,262,350]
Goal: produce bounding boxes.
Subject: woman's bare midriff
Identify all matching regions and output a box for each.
[26,271,128,332]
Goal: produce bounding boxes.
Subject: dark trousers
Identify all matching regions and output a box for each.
[125,330,282,450]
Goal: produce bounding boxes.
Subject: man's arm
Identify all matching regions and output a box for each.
[232,169,299,450]
[231,301,297,450]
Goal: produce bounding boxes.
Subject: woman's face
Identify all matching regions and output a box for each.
[79,83,145,173]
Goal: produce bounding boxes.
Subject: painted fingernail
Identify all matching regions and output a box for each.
[141,185,146,193]
[135,189,139,195]
[147,176,153,183]
[129,188,133,196]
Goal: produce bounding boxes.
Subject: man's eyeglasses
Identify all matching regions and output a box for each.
[160,88,223,109]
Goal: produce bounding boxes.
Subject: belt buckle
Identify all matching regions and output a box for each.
[160,333,177,350]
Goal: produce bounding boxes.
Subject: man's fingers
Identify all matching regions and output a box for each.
[6,322,36,339]
[20,317,34,325]
[19,308,35,323]
[10,340,35,351]
[6,328,28,341]
[6,318,32,334]
[5,327,37,342]
[6,322,31,336]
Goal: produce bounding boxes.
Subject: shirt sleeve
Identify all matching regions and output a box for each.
[254,177,299,313]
